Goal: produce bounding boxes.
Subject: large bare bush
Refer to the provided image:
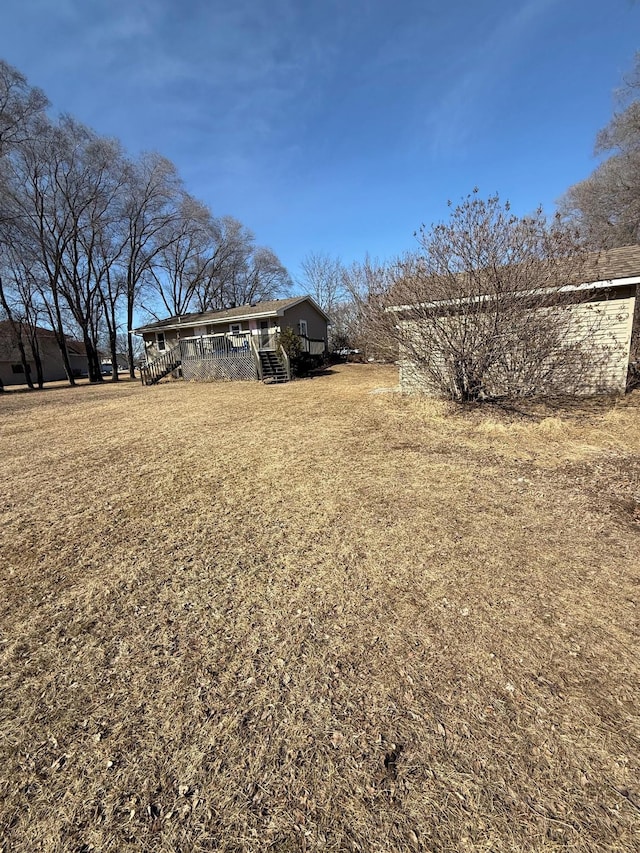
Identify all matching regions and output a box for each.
[381,193,615,401]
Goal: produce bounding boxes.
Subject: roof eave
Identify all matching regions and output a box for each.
[133,308,281,335]
[132,295,330,334]
[387,274,640,314]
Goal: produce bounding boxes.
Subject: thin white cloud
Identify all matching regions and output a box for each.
[424,0,561,156]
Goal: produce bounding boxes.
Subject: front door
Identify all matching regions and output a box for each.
[260,320,272,349]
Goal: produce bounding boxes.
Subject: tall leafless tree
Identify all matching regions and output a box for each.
[119,152,183,376]
[52,119,126,382]
[298,251,345,316]
[3,116,80,383]
[148,194,220,317]
[149,211,291,316]
[0,60,48,157]
[0,242,45,387]
[560,52,640,248]
[341,255,396,359]
[193,217,291,311]
[0,60,49,390]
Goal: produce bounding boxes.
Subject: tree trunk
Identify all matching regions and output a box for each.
[127,289,136,378]
[16,336,34,389]
[83,332,103,383]
[32,342,44,388]
[0,278,34,389]
[109,330,120,382]
[50,291,76,386]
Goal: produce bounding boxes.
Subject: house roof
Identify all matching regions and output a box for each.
[575,244,640,284]
[132,295,329,334]
[0,320,88,360]
[388,245,640,313]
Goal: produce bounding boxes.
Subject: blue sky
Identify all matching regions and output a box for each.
[1,0,638,282]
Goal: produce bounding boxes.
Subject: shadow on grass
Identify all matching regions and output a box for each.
[1,375,140,395]
[308,367,338,378]
[452,391,638,424]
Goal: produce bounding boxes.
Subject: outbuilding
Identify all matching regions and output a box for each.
[392,246,640,398]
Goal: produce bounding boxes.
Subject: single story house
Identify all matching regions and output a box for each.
[0,321,89,387]
[391,245,640,398]
[133,296,329,385]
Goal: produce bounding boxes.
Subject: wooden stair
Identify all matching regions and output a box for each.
[140,345,182,386]
[259,351,289,383]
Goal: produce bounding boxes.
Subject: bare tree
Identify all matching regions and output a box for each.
[298,251,345,316]
[3,115,80,384]
[94,218,127,382]
[560,52,640,248]
[0,60,48,156]
[120,152,183,376]
[151,212,291,315]
[50,118,125,382]
[233,244,290,307]
[341,255,396,360]
[378,192,607,402]
[0,243,45,387]
[324,299,358,352]
[3,115,126,383]
[148,194,220,317]
[192,217,291,311]
[0,276,33,388]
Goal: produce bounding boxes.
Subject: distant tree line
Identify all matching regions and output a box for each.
[0,59,291,387]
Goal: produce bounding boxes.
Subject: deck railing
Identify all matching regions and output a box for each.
[279,344,291,381]
[258,330,278,351]
[299,335,326,356]
[140,344,182,386]
[180,332,251,359]
[141,331,324,385]
[249,334,263,379]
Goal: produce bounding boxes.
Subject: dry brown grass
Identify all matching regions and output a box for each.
[1,364,639,852]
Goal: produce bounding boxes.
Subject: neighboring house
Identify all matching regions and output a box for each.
[0,321,89,387]
[392,245,640,397]
[133,296,329,385]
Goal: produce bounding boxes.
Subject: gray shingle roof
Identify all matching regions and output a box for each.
[389,244,640,310]
[133,296,320,333]
[578,245,640,283]
[0,321,88,360]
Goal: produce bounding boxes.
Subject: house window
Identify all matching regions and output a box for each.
[11,363,24,374]
[229,323,241,335]
[156,332,166,352]
[298,320,308,337]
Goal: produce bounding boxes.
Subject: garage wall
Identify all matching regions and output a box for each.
[399,292,636,397]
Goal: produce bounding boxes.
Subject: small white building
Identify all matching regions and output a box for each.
[392,246,640,398]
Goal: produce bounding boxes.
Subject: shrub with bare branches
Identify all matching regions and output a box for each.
[379,192,621,401]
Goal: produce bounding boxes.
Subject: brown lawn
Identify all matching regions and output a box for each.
[1,364,639,852]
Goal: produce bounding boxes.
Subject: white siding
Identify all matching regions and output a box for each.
[565,297,635,393]
[400,294,636,397]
